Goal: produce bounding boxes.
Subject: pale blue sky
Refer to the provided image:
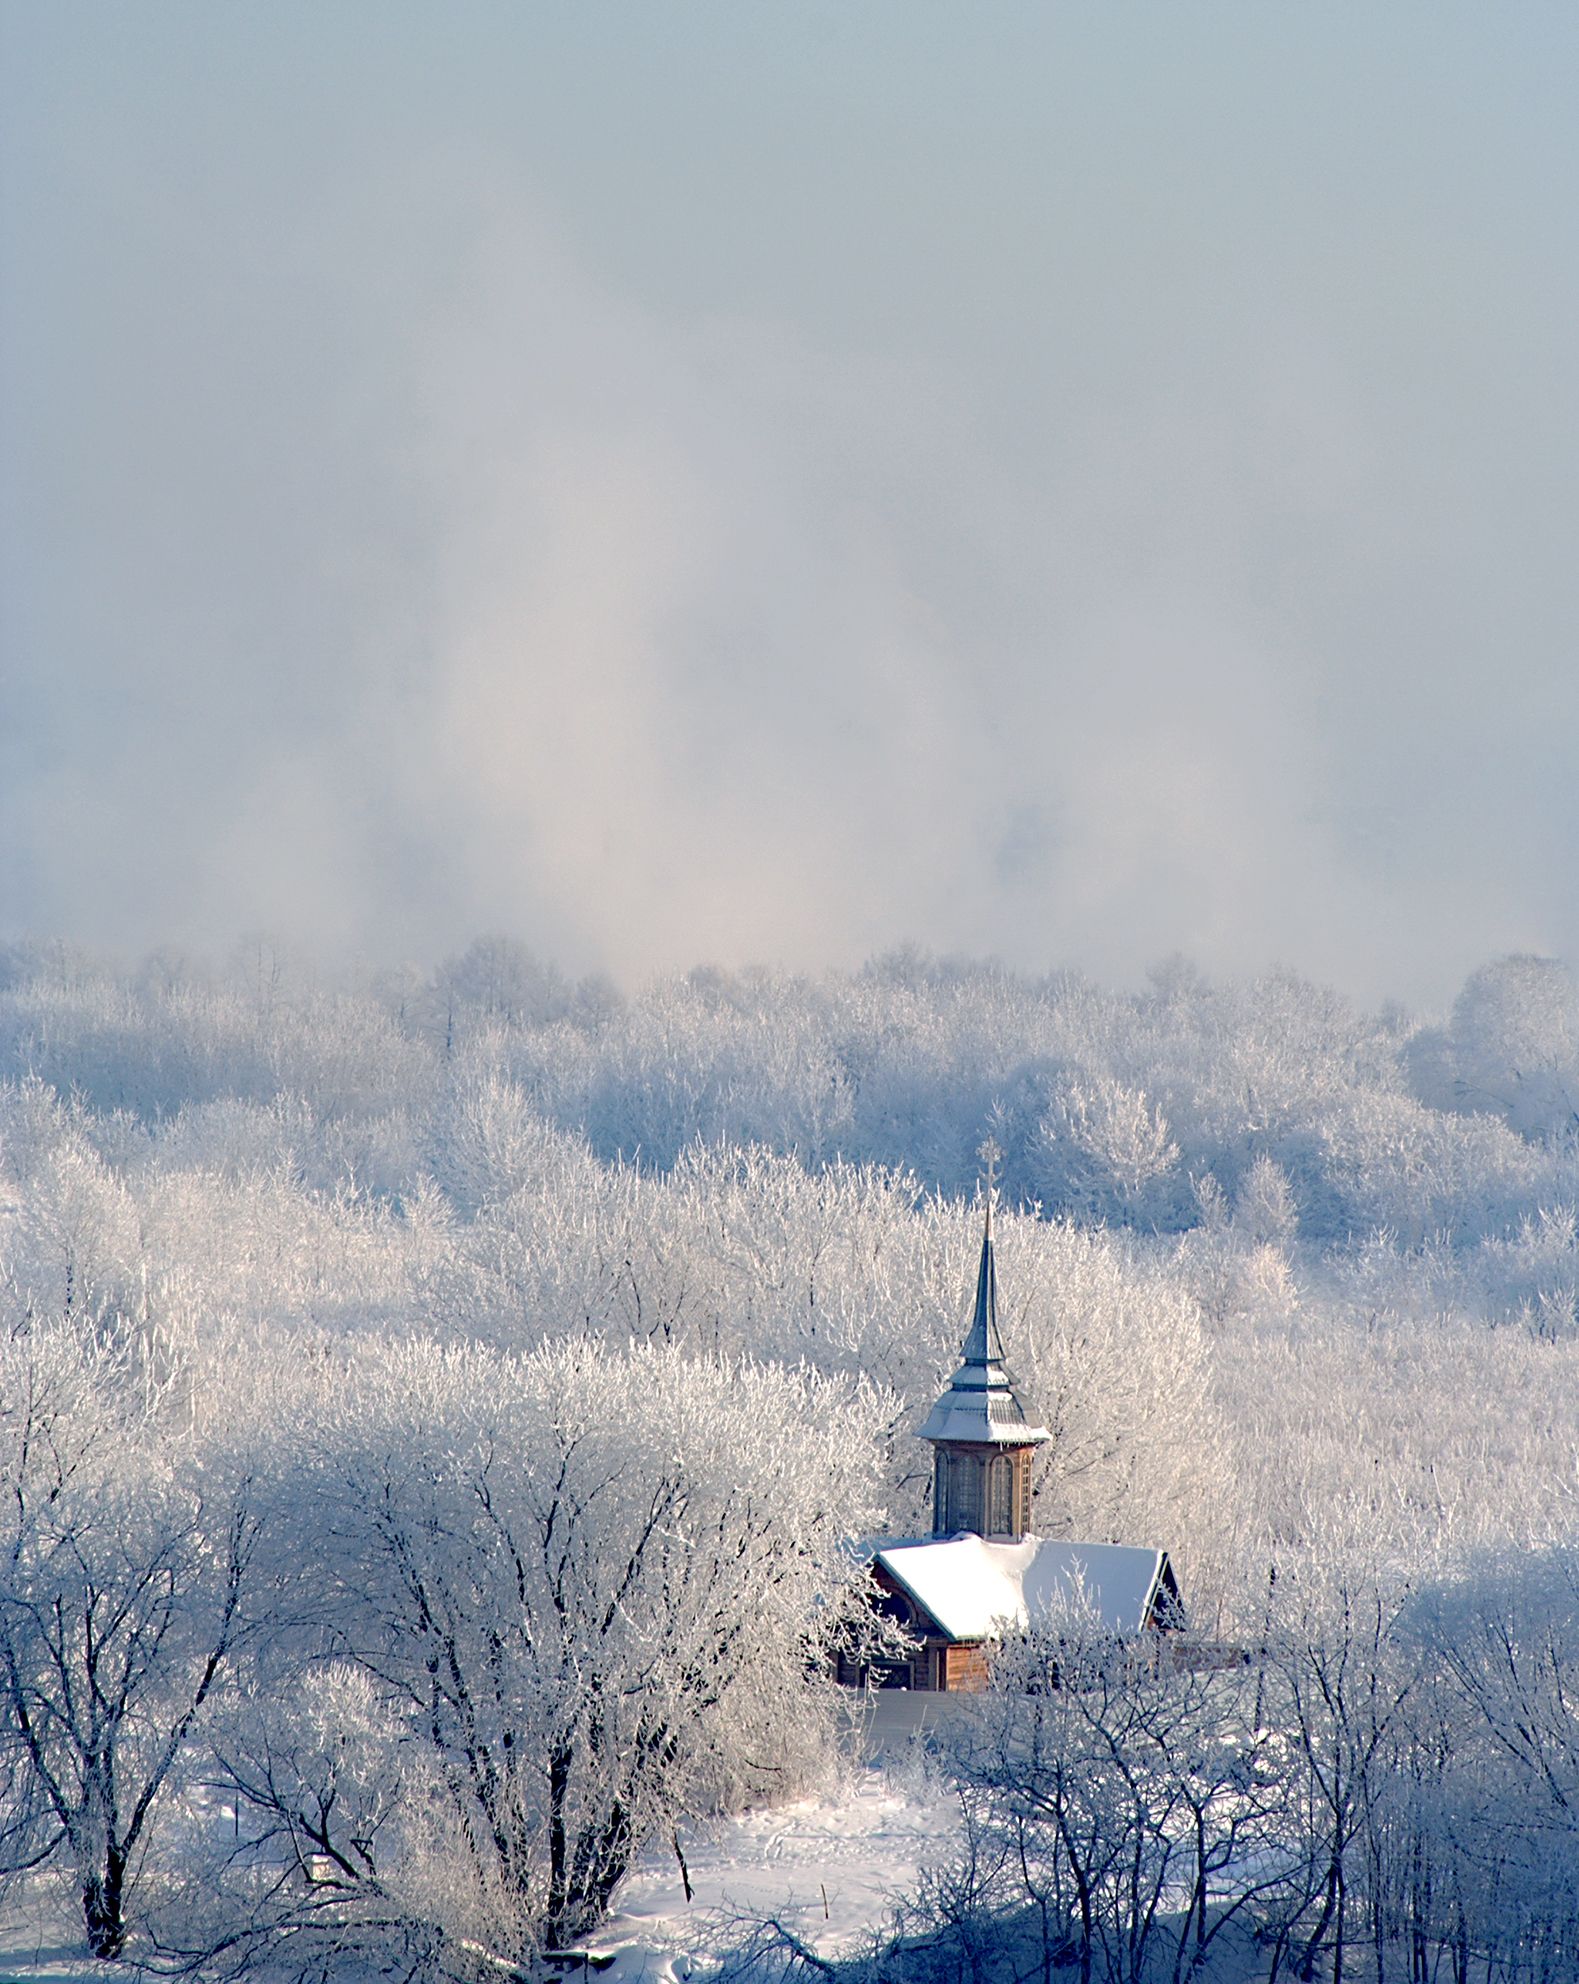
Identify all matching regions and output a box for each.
[3,5,1576,1000]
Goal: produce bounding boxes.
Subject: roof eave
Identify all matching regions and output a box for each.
[872,1552,967,1643]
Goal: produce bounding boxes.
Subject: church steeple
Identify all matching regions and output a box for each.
[960,1188,1009,1373]
[919,1179,1049,1540]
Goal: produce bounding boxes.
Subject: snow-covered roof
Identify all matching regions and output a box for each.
[873,1534,1176,1643]
[916,1205,1048,1450]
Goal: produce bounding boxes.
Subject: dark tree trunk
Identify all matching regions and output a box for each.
[82,1847,127,1961]
[1297,1857,1341,1983]
[548,1798,636,1947]
[545,1743,573,1941]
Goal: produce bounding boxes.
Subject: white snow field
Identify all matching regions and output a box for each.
[589,1698,961,1981]
[0,1924,114,1984]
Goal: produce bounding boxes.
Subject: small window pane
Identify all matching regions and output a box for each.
[947,1453,983,1534]
[989,1457,1013,1535]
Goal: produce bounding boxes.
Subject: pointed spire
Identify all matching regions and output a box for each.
[961,1189,1008,1369]
[917,1154,1049,1451]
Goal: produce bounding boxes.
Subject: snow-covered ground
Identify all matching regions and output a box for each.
[588,1697,961,1982]
[0,1925,112,1984]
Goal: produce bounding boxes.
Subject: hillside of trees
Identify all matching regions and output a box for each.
[3,937,1577,1976]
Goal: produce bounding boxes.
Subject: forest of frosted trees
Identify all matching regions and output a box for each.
[3,936,1578,1980]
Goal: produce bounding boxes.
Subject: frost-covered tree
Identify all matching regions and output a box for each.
[0,1327,259,1959]
[213,1336,888,1958]
[1259,1569,1417,1984]
[1034,1075,1181,1227]
[1455,955,1579,1135]
[1393,1546,1579,1976]
[921,1622,1299,1984]
[1408,954,1579,1143]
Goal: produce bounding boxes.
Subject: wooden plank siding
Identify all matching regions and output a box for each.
[940,1642,992,1691]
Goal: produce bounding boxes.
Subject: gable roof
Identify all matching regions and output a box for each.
[874,1534,1177,1643]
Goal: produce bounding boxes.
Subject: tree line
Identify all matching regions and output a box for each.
[2,936,1577,1975]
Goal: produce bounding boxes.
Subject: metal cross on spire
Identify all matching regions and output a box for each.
[977,1133,1002,1231]
[960,1133,1006,1367]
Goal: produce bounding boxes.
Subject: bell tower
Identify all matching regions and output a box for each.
[918,1182,1049,1541]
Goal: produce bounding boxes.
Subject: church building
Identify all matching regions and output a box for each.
[842,1197,1181,1693]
